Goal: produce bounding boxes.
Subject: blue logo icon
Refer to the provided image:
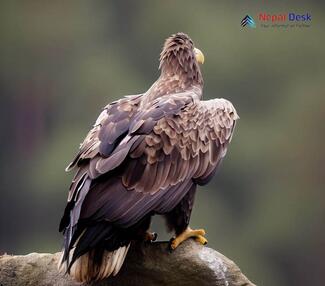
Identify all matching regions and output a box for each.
[241,15,256,28]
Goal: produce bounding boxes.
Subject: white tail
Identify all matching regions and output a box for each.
[58,244,130,282]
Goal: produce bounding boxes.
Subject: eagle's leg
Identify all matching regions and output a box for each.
[165,185,206,250]
[170,226,207,250]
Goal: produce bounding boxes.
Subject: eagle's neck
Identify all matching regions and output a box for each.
[141,69,203,108]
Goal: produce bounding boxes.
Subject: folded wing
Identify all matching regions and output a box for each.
[60,91,239,265]
[76,93,239,226]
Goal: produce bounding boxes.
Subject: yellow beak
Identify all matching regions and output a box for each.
[194,48,204,64]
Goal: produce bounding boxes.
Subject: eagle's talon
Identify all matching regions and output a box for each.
[168,237,176,252]
[145,231,158,242]
[169,227,207,250]
[151,232,158,242]
[195,235,208,245]
[170,238,179,250]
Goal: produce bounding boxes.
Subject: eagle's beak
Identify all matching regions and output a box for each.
[194,48,204,64]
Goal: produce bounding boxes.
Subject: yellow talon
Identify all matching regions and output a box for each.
[170,227,207,250]
[195,235,208,245]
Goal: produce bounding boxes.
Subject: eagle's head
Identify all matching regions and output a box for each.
[159,33,204,86]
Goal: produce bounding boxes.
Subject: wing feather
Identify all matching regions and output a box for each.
[118,95,239,195]
[66,94,142,172]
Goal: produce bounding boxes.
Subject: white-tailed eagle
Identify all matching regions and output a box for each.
[59,32,239,282]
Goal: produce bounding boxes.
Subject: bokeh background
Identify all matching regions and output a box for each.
[1,1,324,286]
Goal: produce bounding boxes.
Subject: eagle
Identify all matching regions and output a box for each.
[58,32,239,282]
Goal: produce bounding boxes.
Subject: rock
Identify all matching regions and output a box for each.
[0,240,256,286]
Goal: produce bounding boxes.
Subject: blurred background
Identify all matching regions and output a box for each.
[1,1,324,285]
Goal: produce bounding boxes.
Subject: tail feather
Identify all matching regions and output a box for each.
[96,250,113,280]
[58,245,130,283]
[113,244,130,276]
